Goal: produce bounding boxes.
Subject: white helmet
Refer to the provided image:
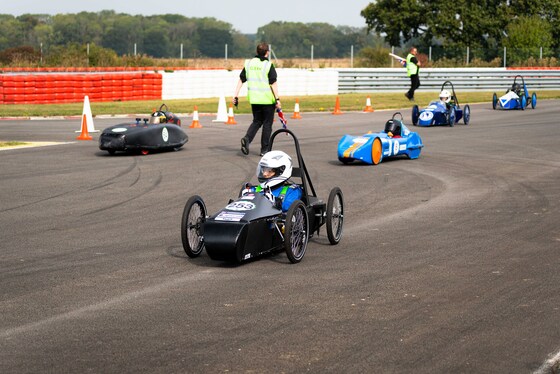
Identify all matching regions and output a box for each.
[256,150,293,188]
[439,90,451,103]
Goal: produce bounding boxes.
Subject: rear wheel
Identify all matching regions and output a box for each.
[371,138,382,165]
[181,195,206,257]
[284,200,309,264]
[531,92,537,109]
[411,105,419,126]
[492,93,497,110]
[463,105,471,125]
[326,187,344,245]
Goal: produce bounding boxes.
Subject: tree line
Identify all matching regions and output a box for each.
[361,0,560,64]
[0,2,558,67]
[0,11,376,62]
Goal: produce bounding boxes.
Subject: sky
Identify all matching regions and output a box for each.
[2,0,372,34]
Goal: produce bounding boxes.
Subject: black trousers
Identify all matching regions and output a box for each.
[245,103,275,153]
[407,74,421,98]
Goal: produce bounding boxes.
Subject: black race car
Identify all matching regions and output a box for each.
[181,128,344,264]
[99,104,188,155]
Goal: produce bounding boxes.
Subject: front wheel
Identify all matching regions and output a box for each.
[411,105,419,126]
[463,105,471,125]
[326,187,344,245]
[284,200,309,264]
[371,138,382,165]
[492,93,497,110]
[531,92,537,109]
[521,95,526,110]
[448,107,456,127]
[181,195,207,257]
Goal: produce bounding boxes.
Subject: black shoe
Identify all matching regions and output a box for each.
[240,137,249,155]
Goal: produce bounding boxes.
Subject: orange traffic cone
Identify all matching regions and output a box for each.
[76,114,93,140]
[363,95,374,112]
[291,98,302,119]
[226,104,237,125]
[332,96,343,115]
[189,106,202,128]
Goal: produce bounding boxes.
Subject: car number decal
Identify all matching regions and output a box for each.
[225,201,256,211]
[162,127,169,142]
[419,111,434,121]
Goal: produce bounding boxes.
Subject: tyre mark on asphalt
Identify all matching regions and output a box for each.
[82,170,162,216]
[0,159,140,213]
[87,158,139,191]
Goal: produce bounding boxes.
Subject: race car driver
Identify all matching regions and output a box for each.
[241,150,302,212]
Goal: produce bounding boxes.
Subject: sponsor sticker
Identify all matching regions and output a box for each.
[215,211,245,221]
[112,127,128,133]
[162,127,169,142]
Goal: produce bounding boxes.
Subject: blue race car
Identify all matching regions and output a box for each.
[492,75,537,110]
[337,112,423,165]
[412,80,471,127]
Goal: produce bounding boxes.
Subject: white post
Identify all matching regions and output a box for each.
[134,43,137,56]
[225,44,228,61]
[180,43,183,60]
[466,46,469,65]
[391,46,394,68]
[429,46,432,61]
[40,42,43,64]
[311,44,314,68]
[540,46,543,59]
[503,47,506,68]
[351,45,354,68]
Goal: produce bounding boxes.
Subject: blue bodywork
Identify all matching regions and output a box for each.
[492,75,537,110]
[337,117,423,165]
[412,81,471,127]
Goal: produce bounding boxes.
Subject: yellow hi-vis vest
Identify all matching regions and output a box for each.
[245,58,275,104]
[406,53,419,76]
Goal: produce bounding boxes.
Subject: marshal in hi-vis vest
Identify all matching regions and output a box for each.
[406,53,419,76]
[245,58,275,105]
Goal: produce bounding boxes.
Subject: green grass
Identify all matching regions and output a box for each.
[1,91,560,117]
[0,141,29,147]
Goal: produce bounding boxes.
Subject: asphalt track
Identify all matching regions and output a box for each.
[1,101,559,373]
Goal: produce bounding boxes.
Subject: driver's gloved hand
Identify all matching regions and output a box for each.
[233,97,239,108]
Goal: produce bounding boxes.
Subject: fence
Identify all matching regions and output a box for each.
[1,68,559,104]
[338,68,560,93]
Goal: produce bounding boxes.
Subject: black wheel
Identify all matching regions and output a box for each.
[448,107,456,127]
[411,105,419,126]
[492,93,497,110]
[338,157,351,165]
[108,150,116,155]
[181,195,206,258]
[284,200,309,263]
[326,187,344,245]
[463,105,470,125]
